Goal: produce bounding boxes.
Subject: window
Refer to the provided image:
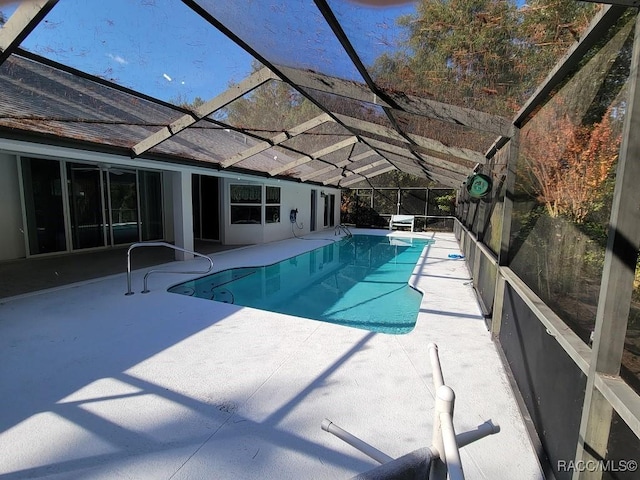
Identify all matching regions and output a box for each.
[230,184,262,224]
[266,186,281,223]
[229,184,281,225]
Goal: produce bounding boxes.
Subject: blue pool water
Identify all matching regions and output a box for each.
[168,235,433,334]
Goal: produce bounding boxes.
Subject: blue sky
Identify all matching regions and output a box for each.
[4,0,415,105]
[15,0,255,103]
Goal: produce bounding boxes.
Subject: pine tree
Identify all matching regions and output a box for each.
[371,0,598,116]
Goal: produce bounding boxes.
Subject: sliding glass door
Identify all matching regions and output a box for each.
[21,158,67,255]
[67,165,146,247]
[21,158,163,256]
[108,170,139,245]
[67,163,105,249]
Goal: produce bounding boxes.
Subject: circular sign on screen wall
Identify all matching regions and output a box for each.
[466,174,492,198]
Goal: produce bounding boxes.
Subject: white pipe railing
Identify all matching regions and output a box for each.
[429,342,451,479]
[456,420,500,449]
[321,343,500,480]
[435,385,464,480]
[430,391,446,478]
[321,419,393,464]
[125,241,214,295]
[428,343,445,390]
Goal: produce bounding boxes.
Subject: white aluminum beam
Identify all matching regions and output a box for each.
[220,113,332,168]
[323,159,389,185]
[338,174,368,188]
[300,160,349,182]
[0,0,58,65]
[574,12,640,474]
[334,112,486,165]
[278,65,511,137]
[362,136,471,177]
[131,67,277,157]
[302,150,380,182]
[268,136,358,176]
[386,153,467,183]
[363,136,415,158]
[333,113,406,143]
[515,5,626,127]
[350,150,380,163]
[351,159,390,175]
[425,166,467,183]
[407,133,486,165]
[426,173,459,188]
[340,165,397,187]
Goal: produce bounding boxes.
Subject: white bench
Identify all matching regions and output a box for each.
[389,215,415,232]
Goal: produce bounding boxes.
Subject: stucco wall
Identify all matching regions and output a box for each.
[162,171,175,243]
[0,138,342,259]
[222,177,339,246]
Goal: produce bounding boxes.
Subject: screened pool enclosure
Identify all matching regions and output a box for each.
[1,1,640,478]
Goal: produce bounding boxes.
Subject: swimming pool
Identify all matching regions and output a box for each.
[168,234,433,334]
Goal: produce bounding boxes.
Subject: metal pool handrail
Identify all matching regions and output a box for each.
[334,224,353,237]
[125,242,214,295]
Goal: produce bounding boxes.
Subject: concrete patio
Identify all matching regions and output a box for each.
[0,240,243,299]
[0,230,543,479]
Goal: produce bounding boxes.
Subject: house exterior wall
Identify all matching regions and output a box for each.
[171,171,194,259]
[0,138,342,261]
[221,177,340,246]
[162,172,175,244]
[0,154,26,261]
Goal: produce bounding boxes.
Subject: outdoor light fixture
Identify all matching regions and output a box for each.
[466,173,492,198]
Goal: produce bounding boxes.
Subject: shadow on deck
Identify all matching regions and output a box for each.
[0,240,246,299]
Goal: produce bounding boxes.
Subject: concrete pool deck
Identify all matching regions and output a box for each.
[0,229,544,479]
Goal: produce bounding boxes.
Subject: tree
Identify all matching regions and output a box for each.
[371,0,598,116]
[517,12,632,223]
[170,95,206,110]
[217,2,601,188]
[221,62,321,132]
[518,0,598,89]
[521,104,620,223]
[218,62,336,162]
